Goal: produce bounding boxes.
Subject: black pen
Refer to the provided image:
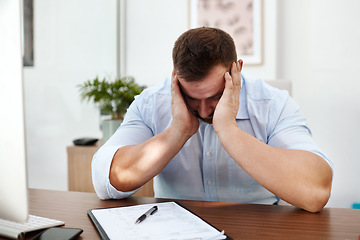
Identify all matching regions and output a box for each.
[135,206,158,224]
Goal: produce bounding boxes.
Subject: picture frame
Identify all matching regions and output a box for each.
[188,0,263,65]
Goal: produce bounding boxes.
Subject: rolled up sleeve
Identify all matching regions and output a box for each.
[91,93,155,199]
[267,95,334,172]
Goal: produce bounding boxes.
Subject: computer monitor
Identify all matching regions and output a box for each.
[0,0,29,223]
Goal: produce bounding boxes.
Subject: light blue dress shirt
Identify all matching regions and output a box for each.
[92,76,333,204]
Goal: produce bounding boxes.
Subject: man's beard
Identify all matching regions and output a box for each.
[192,111,213,124]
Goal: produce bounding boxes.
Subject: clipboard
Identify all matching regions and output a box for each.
[174,202,233,240]
[88,201,232,240]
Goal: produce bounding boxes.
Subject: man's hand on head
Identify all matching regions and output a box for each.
[213,60,243,135]
[170,71,199,139]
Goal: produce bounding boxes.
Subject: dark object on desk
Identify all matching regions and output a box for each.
[31,227,83,240]
[73,138,98,146]
[135,206,158,224]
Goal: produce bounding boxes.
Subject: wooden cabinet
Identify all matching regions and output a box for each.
[67,143,154,197]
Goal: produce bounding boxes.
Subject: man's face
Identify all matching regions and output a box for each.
[177,64,227,124]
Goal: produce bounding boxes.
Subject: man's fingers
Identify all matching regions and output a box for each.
[222,61,242,108]
[171,73,180,96]
[230,61,241,87]
[225,61,242,91]
[172,69,175,77]
[225,71,232,81]
[224,72,234,94]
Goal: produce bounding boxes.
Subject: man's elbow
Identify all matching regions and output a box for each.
[109,165,143,193]
[303,191,330,213]
[303,162,333,213]
[302,180,332,213]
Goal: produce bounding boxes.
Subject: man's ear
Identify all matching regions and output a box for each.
[237,59,243,71]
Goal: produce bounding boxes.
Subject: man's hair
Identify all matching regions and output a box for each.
[172,27,237,82]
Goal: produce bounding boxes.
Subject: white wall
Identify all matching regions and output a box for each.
[24,0,117,190]
[125,0,278,86]
[124,0,188,87]
[24,0,360,208]
[277,0,360,208]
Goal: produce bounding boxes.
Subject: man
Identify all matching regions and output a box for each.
[92,27,333,212]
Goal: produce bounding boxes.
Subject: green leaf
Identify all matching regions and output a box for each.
[77,76,145,120]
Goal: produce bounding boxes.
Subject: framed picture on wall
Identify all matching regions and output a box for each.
[189,0,263,65]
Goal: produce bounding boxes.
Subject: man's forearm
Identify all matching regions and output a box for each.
[109,125,191,192]
[217,126,332,212]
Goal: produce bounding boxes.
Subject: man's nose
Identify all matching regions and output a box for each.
[198,100,214,119]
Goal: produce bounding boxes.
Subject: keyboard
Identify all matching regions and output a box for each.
[0,215,64,239]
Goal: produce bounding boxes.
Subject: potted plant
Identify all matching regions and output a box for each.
[78,76,144,141]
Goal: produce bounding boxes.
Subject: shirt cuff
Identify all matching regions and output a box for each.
[92,144,139,199]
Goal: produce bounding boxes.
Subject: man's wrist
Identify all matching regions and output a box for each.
[214,121,239,141]
[167,124,194,144]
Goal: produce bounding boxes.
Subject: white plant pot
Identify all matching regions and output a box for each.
[101,119,122,142]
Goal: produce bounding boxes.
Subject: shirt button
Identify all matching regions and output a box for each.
[206,152,212,157]
[207,180,211,185]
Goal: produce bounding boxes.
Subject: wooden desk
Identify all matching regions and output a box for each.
[19,189,360,240]
[67,143,154,197]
